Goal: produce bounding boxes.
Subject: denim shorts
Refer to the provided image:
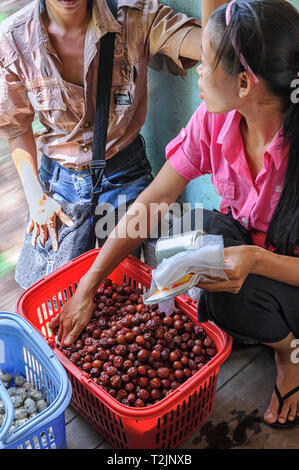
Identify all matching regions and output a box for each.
[39,135,154,246]
[39,135,153,207]
[15,135,154,288]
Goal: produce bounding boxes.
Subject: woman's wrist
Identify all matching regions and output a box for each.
[249,245,265,275]
[78,270,104,298]
[28,190,46,207]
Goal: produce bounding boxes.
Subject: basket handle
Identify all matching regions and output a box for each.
[0,379,15,446]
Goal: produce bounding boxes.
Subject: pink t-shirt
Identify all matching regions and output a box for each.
[166,101,294,252]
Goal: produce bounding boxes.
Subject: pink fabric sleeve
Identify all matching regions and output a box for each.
[165,102,212,180]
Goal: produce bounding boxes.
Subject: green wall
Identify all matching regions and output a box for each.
[142,0,299,210]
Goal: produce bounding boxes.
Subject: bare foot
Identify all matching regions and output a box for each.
[264,355,299,425]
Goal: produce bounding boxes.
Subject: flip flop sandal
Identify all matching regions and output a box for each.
[265,384,299,429]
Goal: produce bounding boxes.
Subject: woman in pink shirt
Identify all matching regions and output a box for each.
[51,0,299,428]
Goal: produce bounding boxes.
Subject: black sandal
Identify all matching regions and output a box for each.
[265,384,299,428]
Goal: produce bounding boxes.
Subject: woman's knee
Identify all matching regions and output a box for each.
[201,275,291,342]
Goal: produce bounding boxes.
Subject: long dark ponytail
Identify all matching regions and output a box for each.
[209,0,299,256]
[268,103,299,255]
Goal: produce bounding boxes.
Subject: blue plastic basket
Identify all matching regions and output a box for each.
[0,312,72,449]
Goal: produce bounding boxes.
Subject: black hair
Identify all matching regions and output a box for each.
[209,0,299,256]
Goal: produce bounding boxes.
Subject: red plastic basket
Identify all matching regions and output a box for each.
[16,249,232,449]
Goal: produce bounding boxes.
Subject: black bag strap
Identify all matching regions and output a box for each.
[90,0,118,202]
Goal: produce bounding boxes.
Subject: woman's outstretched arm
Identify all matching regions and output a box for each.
[49,162,189,346]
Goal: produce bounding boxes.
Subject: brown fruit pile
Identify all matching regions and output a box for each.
[59,279,217,407]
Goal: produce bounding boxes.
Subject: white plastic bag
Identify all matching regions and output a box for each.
[143,235,234,309]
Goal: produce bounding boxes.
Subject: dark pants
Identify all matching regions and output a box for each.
[196,210,299,344]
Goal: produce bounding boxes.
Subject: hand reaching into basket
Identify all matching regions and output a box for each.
[49,274,97,346]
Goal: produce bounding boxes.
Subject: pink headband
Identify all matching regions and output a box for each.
[226,0,259,83]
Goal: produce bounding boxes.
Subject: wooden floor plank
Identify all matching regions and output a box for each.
[65,413,105,449]
[0,271,24,312]
[216,341,263,390]
[179,345,299,449]
[96,440,114,450]
[65,406,78,424]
